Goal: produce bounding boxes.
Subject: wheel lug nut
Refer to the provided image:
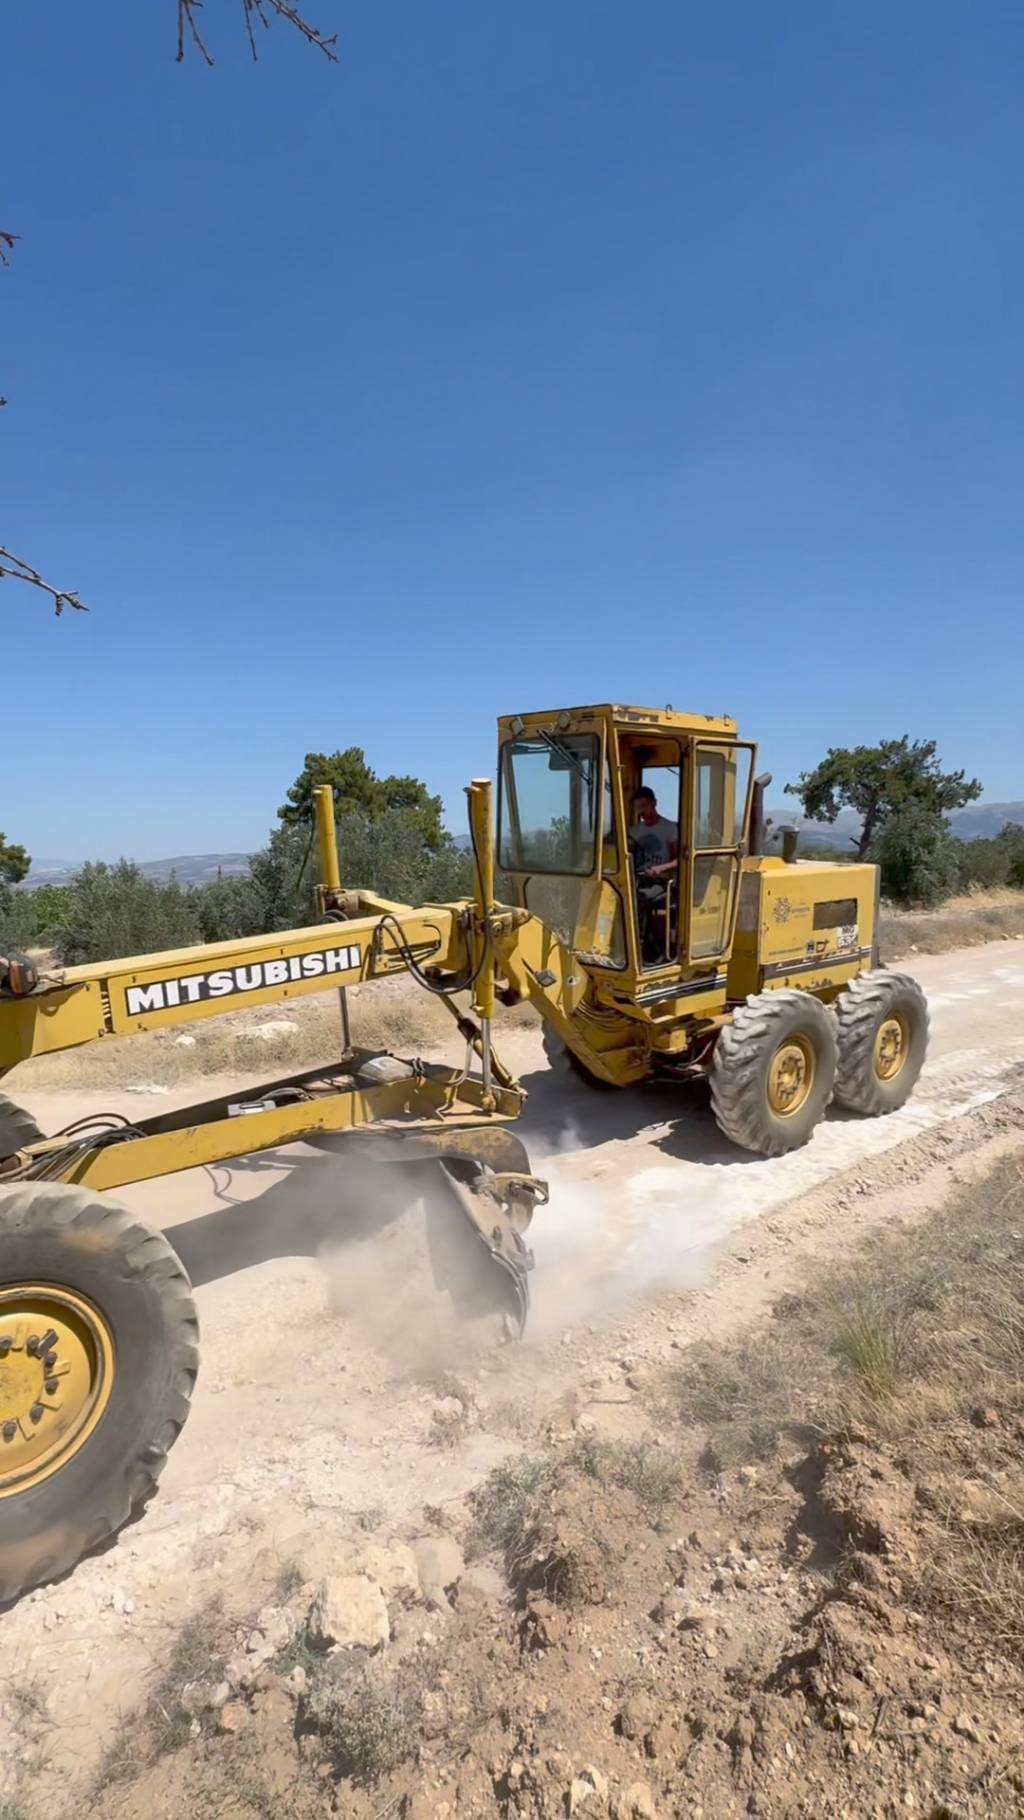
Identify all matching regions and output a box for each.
[28,1404,44,1423]
[0,1338,11,1358]
[1,1422,16,1443]
[44,1379,58,1396]
[43,1352,57,1370]
[26,1335,40,1357]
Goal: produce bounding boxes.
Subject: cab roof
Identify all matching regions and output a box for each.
[497,703,739,737]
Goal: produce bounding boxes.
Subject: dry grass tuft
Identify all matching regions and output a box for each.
[470,1452,558,1570]
[310,1650,435,1783]
[921,1496,1024,1654]
[307,1643,493,1785]
[672,1321,828,1466]
[567,1432,684,1515]
[825,1277,933,1423]
[675,1156,1024,1448]
[468,1433,684,1609]
[92,1598,229,1792]
[881,888,1024,961]
[273,1558,305,1601]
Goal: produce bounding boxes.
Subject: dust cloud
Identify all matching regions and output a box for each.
[314,1157,522,1375]
[520,1124,730,1342]
[521,1019,1024,1340]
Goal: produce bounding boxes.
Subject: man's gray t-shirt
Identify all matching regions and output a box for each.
[631,815,678,870]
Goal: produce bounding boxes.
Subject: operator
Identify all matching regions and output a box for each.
[630,786,678,961]
[630,786,678,881]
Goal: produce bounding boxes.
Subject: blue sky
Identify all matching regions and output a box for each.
[3,0,1022,861]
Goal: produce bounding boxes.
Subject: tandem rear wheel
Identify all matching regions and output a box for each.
[709,974,929,1157]
[833,970,929,1116]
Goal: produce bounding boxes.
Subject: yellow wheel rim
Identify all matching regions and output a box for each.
[874,1013,908,1082]
[0,1287,115,1499]
[767,1035,816,1117]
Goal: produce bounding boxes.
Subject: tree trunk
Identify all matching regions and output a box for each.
[858,799,880,860]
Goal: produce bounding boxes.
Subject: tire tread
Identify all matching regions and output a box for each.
[710,989,837,1157]
[0,1183,198,1601]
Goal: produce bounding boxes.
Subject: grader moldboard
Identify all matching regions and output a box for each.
[0,704,928,1597]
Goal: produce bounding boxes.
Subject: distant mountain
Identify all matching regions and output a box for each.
[950,801,1024,840]
[23,854,252,890]
[765,802,1024,848]
[765,807,860,848]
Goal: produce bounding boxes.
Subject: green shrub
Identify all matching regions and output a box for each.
[247,811,473,932]
[189,872,263,943]
[953,822,1024,892]
[871,803,962,906]
[55,862,202,965]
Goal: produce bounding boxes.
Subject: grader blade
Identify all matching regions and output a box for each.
[431,1158,541,1336]
[344,1125,547,1338]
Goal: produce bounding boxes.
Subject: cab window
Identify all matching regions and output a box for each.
[499,733,600,876]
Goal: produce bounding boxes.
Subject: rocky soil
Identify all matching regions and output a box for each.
[1,1092,1021,1817]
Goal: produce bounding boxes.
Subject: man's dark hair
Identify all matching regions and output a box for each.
[634,786,656,804]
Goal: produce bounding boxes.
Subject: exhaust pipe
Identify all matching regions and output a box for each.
[748,773,773,857]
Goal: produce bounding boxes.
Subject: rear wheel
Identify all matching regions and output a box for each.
[0,1184,198,1601]
[833,970,929,1116]
[710,989,837,1156]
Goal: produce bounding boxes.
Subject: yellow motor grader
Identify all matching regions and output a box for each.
[0,703,928,1598]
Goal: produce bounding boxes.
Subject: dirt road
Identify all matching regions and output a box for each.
[3,939,1024,1791]
[514,938,1024,1333]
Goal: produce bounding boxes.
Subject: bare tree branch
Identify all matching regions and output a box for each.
[242,0,261,60]
[248,0,337,59]
[178,0,337,63]
[177,0,215,63]
[0,548,88,616]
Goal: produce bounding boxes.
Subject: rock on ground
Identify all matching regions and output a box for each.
[307,1574,390,1652]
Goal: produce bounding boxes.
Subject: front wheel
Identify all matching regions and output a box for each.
[0,1184,198,1601]
[833,970,929,1116]
[710,989,838,1156]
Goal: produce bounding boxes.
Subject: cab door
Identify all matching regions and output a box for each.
[683,742,755,965]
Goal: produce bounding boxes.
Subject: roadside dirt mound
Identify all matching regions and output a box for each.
[82,1409,1024,1819]
[507,1472,646,1608]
